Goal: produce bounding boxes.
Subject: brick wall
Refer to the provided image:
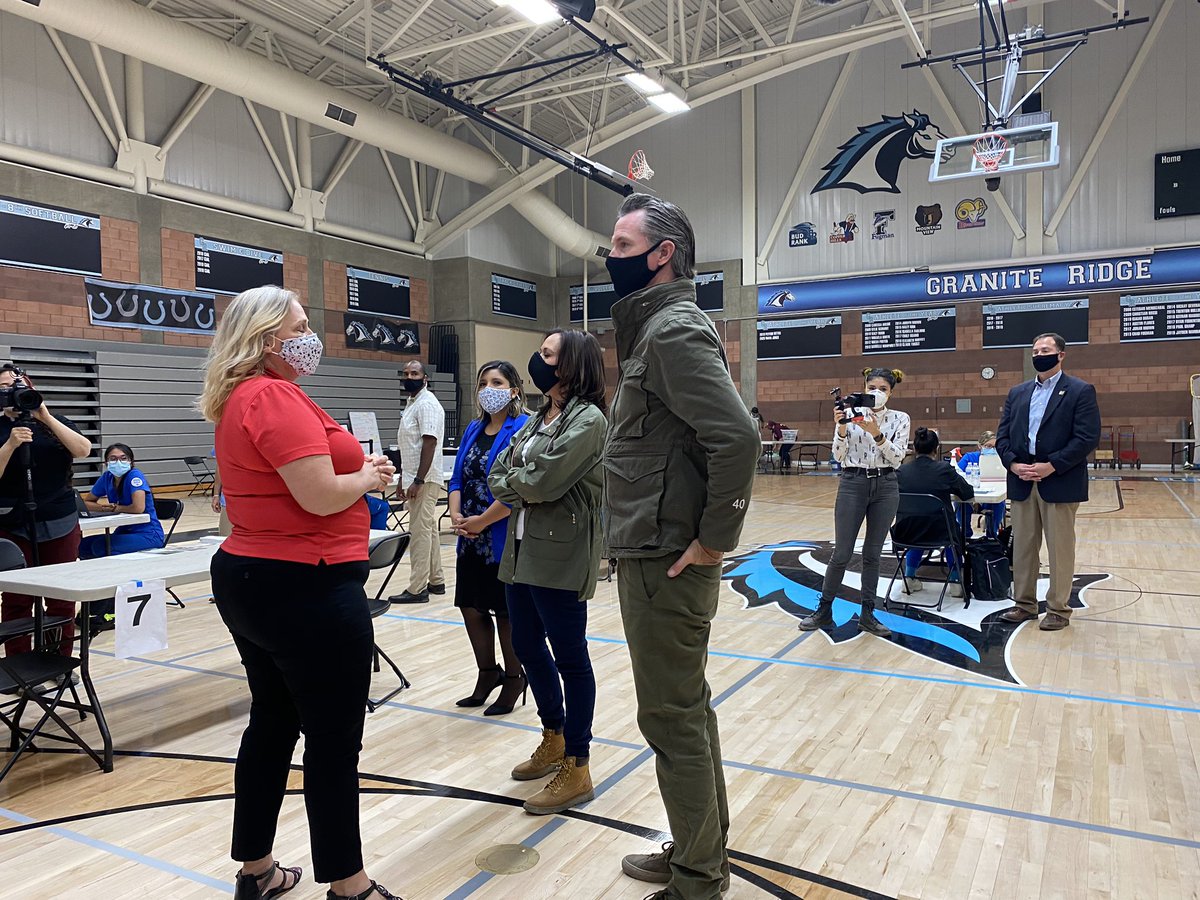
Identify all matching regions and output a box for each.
[322,260,430,364]
[754,291,1195,464]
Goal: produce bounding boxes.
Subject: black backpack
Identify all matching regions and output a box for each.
[968,537,1012,602]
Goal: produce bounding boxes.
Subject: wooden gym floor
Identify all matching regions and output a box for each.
[2,471,1199,899]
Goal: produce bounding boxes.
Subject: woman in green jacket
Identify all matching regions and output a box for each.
[488,328,606,816]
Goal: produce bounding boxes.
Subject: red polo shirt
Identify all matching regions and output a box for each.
[216,372,369,564]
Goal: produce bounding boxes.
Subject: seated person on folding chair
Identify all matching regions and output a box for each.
[78,443,165,559]
[954,429,1006,537]
[896,427,973,597]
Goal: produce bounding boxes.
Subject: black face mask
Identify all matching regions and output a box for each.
[527,351,560,395]
[1031,354,1060,373]
[606,240,663,299]
[402,377,425,394]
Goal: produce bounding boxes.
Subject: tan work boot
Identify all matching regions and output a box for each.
[511,728,565,781]
[523,755,594,815]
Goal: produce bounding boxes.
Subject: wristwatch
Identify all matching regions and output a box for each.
[412,476,425,485]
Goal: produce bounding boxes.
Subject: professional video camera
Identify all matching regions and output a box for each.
[830,386,886,425]
[0,368,43,413]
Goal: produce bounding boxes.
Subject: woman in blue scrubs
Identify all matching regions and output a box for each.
[78,442,165,558]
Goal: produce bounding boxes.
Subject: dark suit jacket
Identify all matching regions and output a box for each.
[994,372,1100,504]
[893,456,974,545]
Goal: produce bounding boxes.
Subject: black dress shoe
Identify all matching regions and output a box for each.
[389,590,429,604]
[428,583,446,595]
[1038,612,1070,631]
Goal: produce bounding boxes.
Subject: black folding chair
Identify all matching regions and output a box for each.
[182,457,215,497]
[152,497,188,609]
[884,492,969,612]
[0,539,97,785]
[366,532,412,713]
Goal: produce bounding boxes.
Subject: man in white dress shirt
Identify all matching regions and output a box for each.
[391,360,446,604]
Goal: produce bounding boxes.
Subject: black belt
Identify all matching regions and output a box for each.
[840,466,894,477]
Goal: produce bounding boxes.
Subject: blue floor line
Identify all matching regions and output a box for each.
[380,609,1200,714]
[0,804,231,891]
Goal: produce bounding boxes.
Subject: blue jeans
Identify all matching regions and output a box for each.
[905,547,960,580]
[506,580,595,759]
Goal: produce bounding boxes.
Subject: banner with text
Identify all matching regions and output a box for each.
[758,246,1200,315]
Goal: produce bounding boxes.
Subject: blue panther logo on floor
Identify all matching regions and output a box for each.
[723,540,1106,684]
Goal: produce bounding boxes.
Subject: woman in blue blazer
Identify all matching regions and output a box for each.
[79,442,165,558]
[448,360,530,716]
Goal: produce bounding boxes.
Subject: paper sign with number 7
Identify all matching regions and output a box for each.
[115,579,169,659]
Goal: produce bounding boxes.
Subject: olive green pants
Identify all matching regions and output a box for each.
[618,554,730,900]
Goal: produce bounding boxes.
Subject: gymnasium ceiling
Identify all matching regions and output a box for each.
[140,0,1054,154]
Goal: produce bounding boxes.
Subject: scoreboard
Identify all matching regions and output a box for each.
[1154,149,1200,220]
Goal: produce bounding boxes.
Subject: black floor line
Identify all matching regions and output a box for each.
[0,747,893,899]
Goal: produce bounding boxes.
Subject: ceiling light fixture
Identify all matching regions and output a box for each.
[621,71,663,95]
[492,0,563,24]
[648,91,690,114]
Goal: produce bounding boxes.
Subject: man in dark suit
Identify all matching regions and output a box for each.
[995,333,1100,630]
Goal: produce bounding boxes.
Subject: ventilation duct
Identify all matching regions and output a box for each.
[0,0,611,259]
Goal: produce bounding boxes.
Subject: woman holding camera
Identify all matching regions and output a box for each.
[799,367,910,638]
[0,364,92,658]
[199,286,400,900]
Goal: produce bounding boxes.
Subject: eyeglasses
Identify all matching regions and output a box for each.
[107,455,130,462]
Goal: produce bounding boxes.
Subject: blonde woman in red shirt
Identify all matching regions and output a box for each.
[198,286,400,900]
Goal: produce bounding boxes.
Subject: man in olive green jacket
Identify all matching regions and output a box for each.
[604,194,761,900]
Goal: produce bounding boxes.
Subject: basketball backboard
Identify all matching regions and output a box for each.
[929,121,1059,183]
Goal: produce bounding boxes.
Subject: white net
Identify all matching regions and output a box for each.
[972,133,1009,172]
[628,149,655,181]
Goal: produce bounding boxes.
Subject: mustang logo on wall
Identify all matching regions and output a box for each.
[723,540,1103,684]
[813,111,953,195]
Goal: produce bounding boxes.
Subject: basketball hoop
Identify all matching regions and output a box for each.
[972,132,1009,173]
[628,149,655,181]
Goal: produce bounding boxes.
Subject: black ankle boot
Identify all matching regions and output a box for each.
[798,600,834,631]
[858,604,892,637]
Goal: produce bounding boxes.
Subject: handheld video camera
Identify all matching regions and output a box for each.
[830,387,886,425]
[0,368,43,414]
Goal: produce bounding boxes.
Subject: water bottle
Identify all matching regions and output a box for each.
[969,462,980,487]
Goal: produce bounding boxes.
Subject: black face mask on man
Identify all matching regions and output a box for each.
[606,240,664,299]
[527,351,560,394]
[1032,353,1060,374]
[402,377,425,394]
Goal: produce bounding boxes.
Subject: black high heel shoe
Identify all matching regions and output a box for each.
[234,862,302,900]
[456,665,503,707]
[484,672,528,716]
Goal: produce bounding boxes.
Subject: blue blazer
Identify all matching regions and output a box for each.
[995,372,1100,504]
[448,414,528,561]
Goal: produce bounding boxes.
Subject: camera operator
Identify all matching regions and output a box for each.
[0,364,93,659]
[799,367,909,638]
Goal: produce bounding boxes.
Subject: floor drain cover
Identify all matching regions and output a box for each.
[474,843,540,875]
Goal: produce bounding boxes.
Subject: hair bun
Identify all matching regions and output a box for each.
[891,369,905,384]
[861,366,872,378]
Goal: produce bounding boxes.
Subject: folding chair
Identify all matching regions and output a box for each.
[152,497,188,609]
[0,538,95,785]
[884,492,968,612]
[182,457,215,496]
[366,532,412,712]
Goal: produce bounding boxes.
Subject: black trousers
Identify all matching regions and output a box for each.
[211,549,373,883]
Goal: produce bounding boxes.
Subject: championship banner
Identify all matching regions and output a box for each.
[344,312,420,354]
[86,278,216,335]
